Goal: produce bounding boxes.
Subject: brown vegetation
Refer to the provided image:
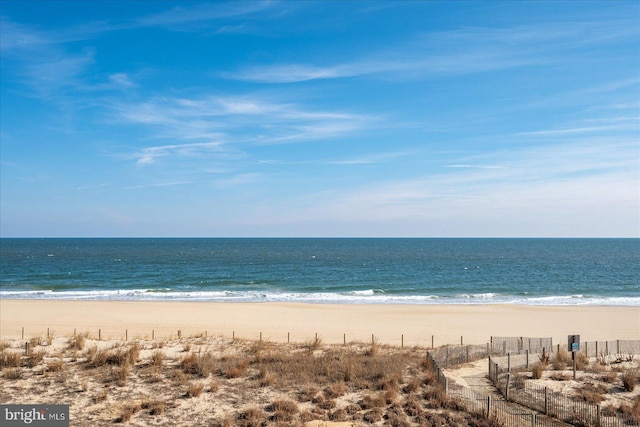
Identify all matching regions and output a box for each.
[0,334,524,426]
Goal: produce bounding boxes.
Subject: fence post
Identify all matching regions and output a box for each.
[401,334,404,348]
[605,341,608,355]
[343,333,346,346]
[507,353,511,372]
[526,349,529,368]
[595,341,598,356]
[461,335,463,346]
[98,329,101,340]
[486,396,491,418]
[486,342,489,357]
[466,345,469,363]
[287,332,290,343]
[22,327,24,340]
[531,413,536,427]
[544,387,548,415]
[25,342,29,354]
[505,373,511,401]
[431,335,434,349]
[125,329,128,341]
[617,340,620,354]
[503,340,506,354]
[596,404,600,427]
[585,341,588,357]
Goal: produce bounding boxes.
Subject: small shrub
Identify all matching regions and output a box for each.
[361,392,386,410]
[68,334,86,350]
[1,351,21,368]
[622,370,638,392]
[150,350,164,368]
[224,358,248,379]
[257,365,275,387]
[111,364,130,386]
[187,382,204,397]
[549,372,570,381]
[531,362,544,379]
[116,406,136,423]
[236,406,263,427]
[306,337,323,354]
[4,367,21,380]
[209,378,220,393]
[329,408,348,421]
[403,376,422,394]
[180,351,216,377]
[127,342,140,364]
[553,349,569,370]
[363,407,384,423]
[575,352,588,370]
[404,396,423,417]
[142,400,166,415]
[46,359,65,373]
[93,389,108,403]
[269,399,298,423]
[324,382,346,399]
[538,349,550,365]
[25,350,45,368]
[297,385,320,402]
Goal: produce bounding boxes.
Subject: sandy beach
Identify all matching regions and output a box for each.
[1,300,638,346]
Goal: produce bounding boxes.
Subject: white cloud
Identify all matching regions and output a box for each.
[227,18,639,83]
[116,94,374,163]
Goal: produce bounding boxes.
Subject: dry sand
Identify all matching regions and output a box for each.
[1,300,638,345]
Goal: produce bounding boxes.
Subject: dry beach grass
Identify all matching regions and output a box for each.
[1,334,503,426]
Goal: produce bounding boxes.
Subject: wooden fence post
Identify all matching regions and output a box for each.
[343,333,346,346]
[507,353,511,372]
[98,329,101,340]
[596,404,601,427]
[287,332,290,343]
[21,327,24,340]
[125,329,128,341]
[617,340,620,354]
[486,396,491,418]
[544,387,548,415]
[505,373,511,401]
[401,334,404,348]
[260,332,262,342]
[152,329,154,340]
[526,349,529,368]
[431,335,434,349]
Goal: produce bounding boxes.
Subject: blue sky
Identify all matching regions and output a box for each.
[1,1,638,237]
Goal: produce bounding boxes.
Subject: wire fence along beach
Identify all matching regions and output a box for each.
[429,337,640,427]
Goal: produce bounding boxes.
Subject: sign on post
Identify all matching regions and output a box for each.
[568,335,580,352]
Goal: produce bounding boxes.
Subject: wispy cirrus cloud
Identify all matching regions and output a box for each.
[227,18,640,83]
[115,94,374,163]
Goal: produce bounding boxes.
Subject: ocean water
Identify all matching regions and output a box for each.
[0,238,638,305]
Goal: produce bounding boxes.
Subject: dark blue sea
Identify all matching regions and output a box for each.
[0,238,638,305]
